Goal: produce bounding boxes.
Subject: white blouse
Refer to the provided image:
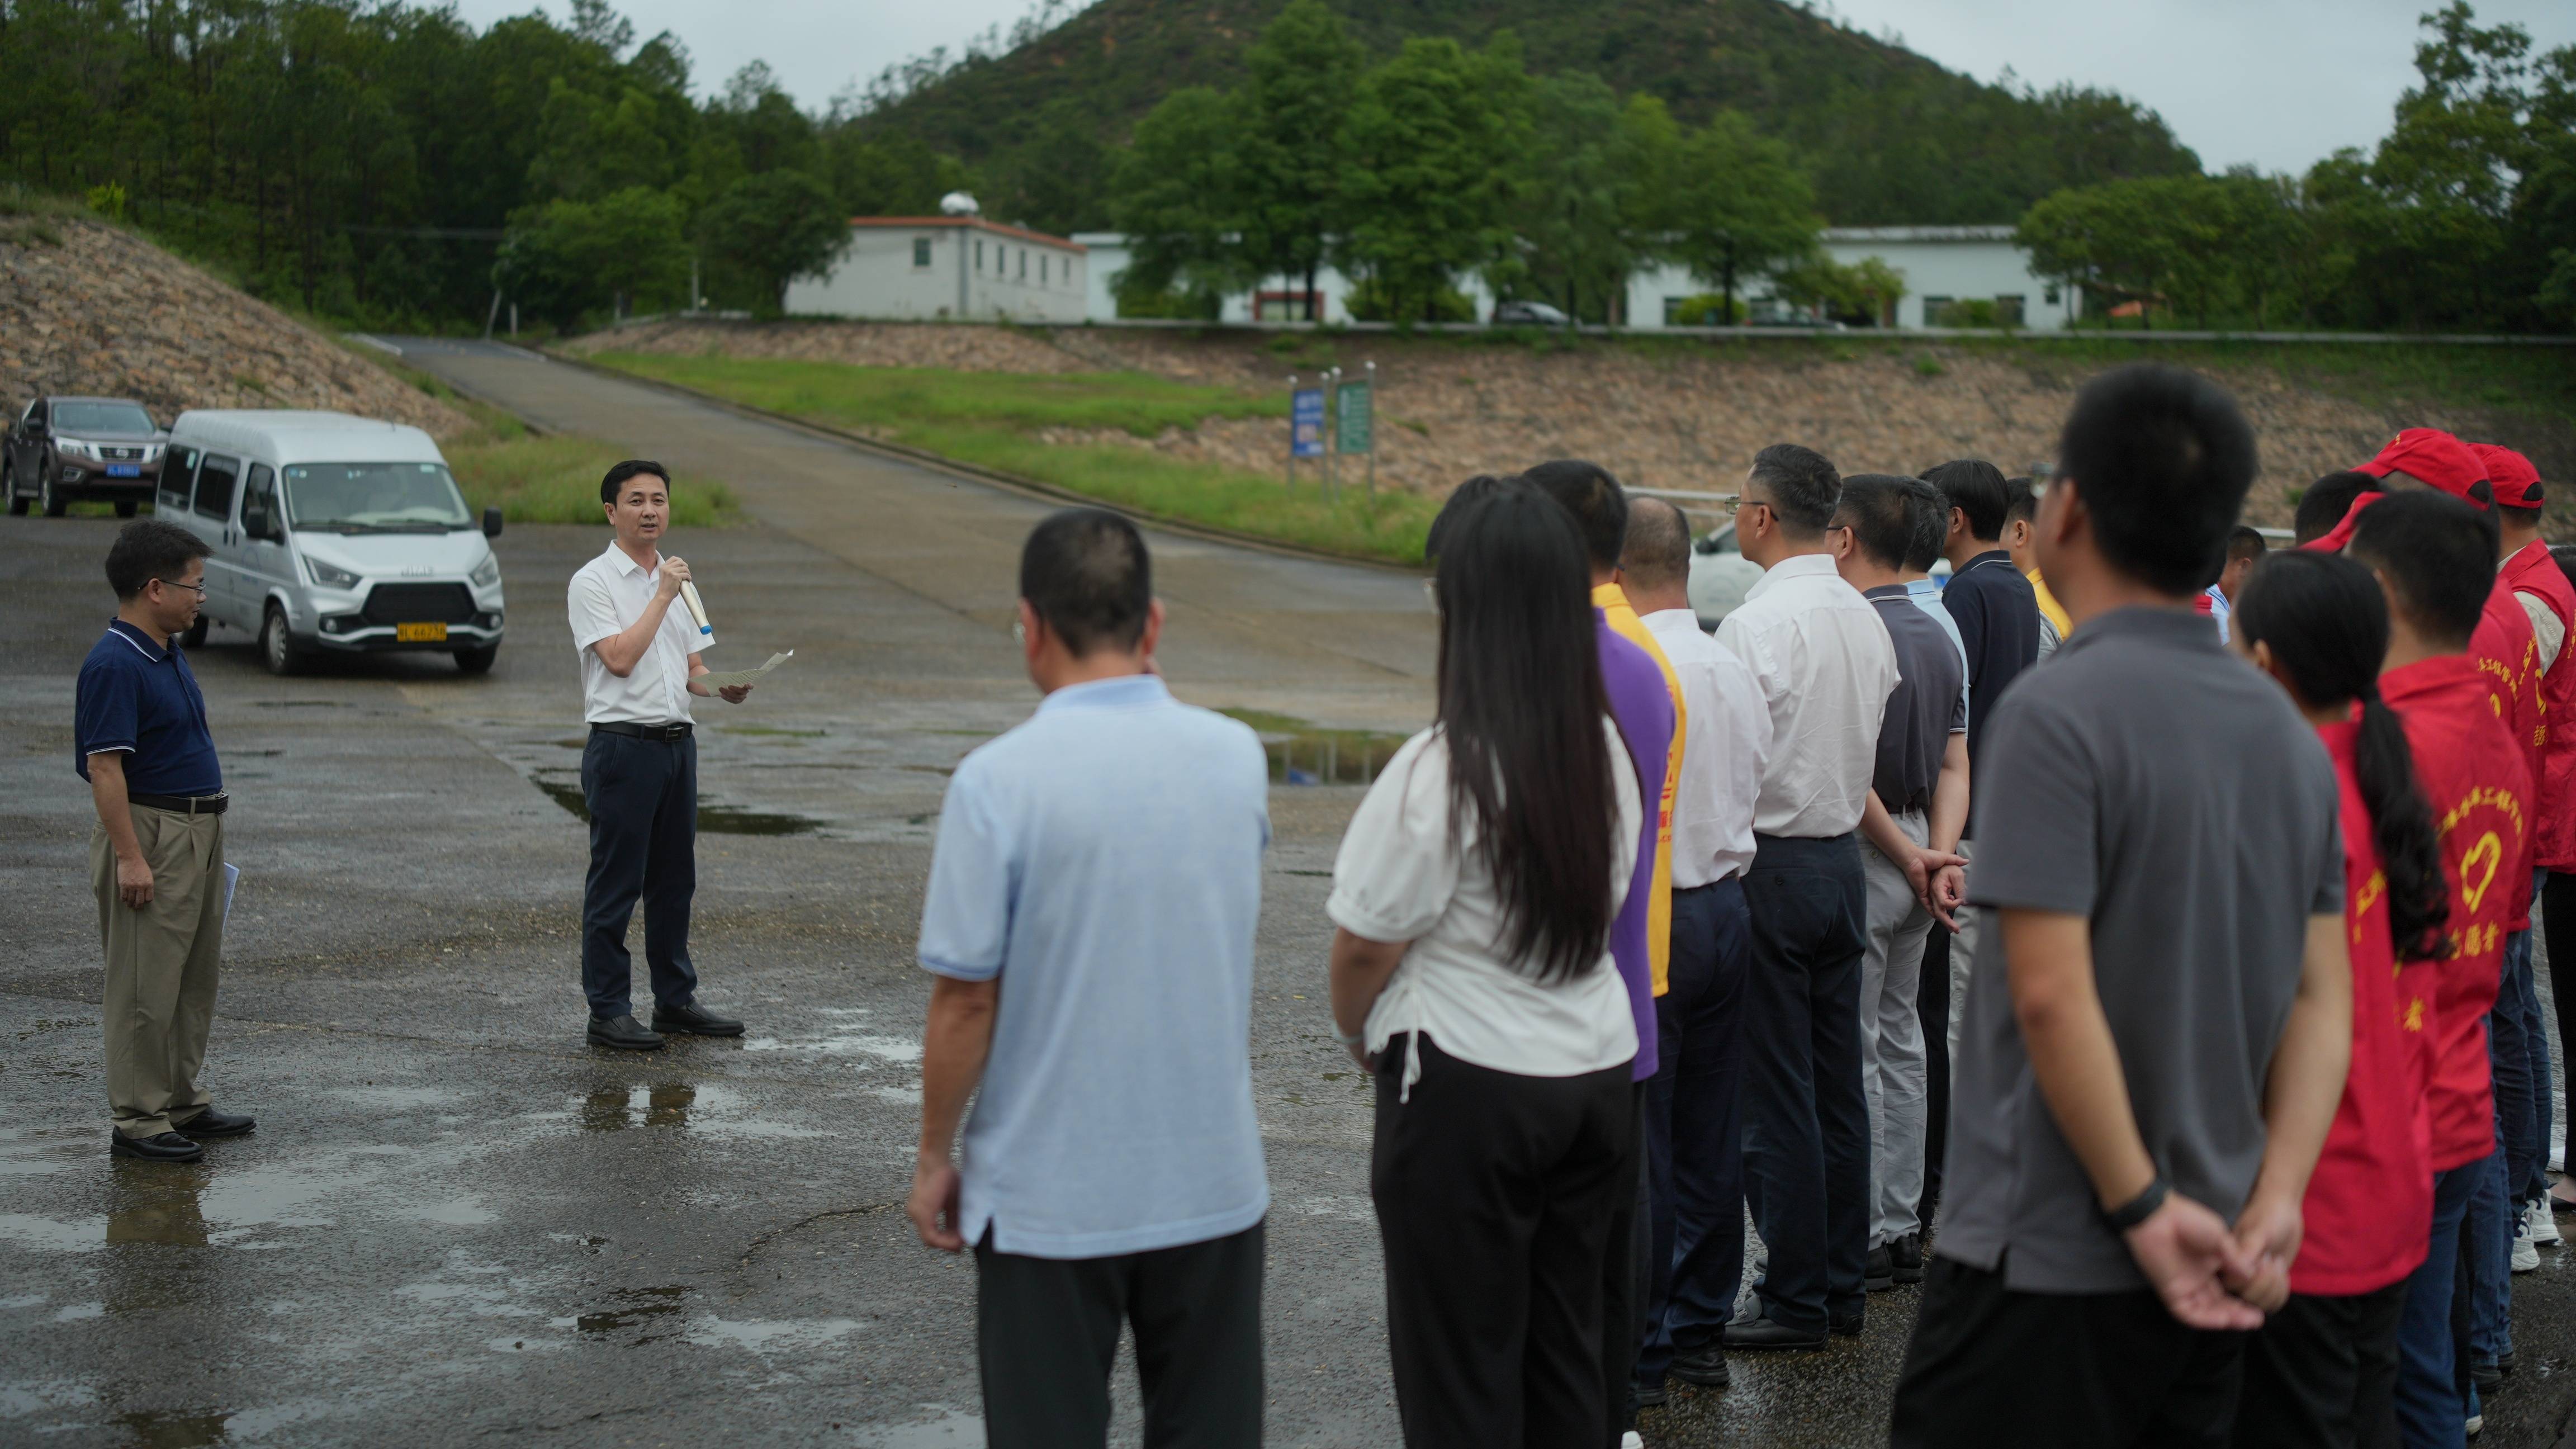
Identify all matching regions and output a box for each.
[1327,722,1641,1097]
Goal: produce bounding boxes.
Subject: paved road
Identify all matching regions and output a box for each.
[5,340,2575,1447]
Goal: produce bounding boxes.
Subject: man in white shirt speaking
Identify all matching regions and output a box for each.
[1618,498,1775,1400]
[1714,444,1900,1351]
[565,461,751,1052]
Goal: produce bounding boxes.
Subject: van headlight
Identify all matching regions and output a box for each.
[471,555,501,589]
[306,557,362,590]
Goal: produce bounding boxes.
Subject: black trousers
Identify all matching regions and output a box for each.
[973,1221,1265,1449]
[1919,924,1952,1223]
[1741,831,1871,1333]
[1373,1033,1635,1449]
[2233,1282,2405,1449]
[579,729,701,1019]
[2547,870,2576,1175]
[1640,875,1752,1381]
[1891,1256,2246,1449]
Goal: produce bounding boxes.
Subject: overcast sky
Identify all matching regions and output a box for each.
[452,0,2576,176]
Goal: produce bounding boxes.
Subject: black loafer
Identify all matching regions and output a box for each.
[1669,1344,1732,1388]
[1722,1311,1826,1351]
[1866,1244,1895,1292]
[1632,1378,1668,1408]
[111,1130,205,1162]
[650,1001,743,1037]
[588,1014,665,1051]
[176,1108,255,1139]
[1892,1232,1925,1284]
[1831,1311,1865,1338]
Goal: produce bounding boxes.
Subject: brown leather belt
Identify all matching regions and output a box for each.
[591,721,694,741]
[129,791,228,815]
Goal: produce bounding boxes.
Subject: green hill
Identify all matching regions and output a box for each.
[858,0,2201,230]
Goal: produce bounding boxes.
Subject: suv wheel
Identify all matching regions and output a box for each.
[260,603,307,676]
[3,456,22,516]
[39,463,66,517]
[453,643,500,674]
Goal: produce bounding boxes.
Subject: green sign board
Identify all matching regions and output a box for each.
[1336,381,1372,454]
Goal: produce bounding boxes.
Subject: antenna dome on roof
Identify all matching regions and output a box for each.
[939,192,981,216]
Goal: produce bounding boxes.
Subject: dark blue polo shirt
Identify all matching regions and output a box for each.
[1941,549,2041,836]
[74,620,222,796]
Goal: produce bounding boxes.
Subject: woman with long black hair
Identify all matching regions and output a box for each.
[2227,550,2452,1448]
[1327,482,1642,1448]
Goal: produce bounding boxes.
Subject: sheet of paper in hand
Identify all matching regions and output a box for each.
[697,650,793,691]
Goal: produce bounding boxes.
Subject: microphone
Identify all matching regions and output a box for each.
[678,580,713,637]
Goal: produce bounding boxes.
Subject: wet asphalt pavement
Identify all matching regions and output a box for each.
[6,341,2576,1447]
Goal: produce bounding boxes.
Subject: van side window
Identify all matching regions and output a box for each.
[241,463,276,527]
[161,446,200,512]
[194,454,240,522]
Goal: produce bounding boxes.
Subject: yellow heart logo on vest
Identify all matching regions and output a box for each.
[2459,831,2503,915]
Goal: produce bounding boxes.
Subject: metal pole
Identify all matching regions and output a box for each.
[1286,374,1298,491]
[1365,360,1377,496]
[1325,366,1342,502]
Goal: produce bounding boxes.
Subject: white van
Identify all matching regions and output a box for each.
[160,410,505,675]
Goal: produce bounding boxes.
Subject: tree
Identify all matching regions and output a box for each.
[1512,73,1637,324]
[1656,111,1820,326]
[497,186,690,326]
[990,97,1111,236]
[2016,178,2180,326]
[1340,36,1531,323]
[697,169,846,316]
[1234,0,1366,318]
[1108,87,1253,302]
[1771,254,1907,326]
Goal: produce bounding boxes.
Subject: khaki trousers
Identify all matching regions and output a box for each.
[92,807,224,1138]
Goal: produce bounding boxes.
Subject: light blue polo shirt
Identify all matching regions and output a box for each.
[1906,577,1971,733]
[918,673,1272,1258]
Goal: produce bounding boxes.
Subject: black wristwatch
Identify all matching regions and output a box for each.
[2103,1174,2171,1231]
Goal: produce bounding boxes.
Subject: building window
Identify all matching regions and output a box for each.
[1920,295,1953,326]
[913,237,932,268]
[1041,255,1049,285]
[1995,295,2026,327]
[1019,249,1027,280]
[976,238,983,271]
[2043,283,2062,306]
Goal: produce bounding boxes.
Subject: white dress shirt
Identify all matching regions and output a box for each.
[1328,722,1641,1099]
[1715,552,1900,839]
[1641,608,1772,887]
[567,541,709,725]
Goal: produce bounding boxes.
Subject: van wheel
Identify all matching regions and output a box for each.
[453,643,499,674]
[182,616,209,650]
[260,604,307,676]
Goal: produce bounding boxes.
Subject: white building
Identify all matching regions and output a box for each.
[785,217,1089,323]
[1071,225,2075,330]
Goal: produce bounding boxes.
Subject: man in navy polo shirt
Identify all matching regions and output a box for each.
[74,519,254,1163]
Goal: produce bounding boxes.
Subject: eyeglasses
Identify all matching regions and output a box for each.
[153,577,207,598]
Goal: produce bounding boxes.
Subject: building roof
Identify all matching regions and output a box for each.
[849,217,1085,253]
[1821,225,2018,244]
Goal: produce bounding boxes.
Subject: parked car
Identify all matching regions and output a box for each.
[1490,300,1570,326]
[160,410,506,675]
[4,396,167,517]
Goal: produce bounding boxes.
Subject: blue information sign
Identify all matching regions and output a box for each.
[1291,388,1326,459]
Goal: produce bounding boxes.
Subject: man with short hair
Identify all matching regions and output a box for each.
[566,460,751,1050]
[907,508,1273,1447]
[1715,443,1898,1349]
[2347,489,2533,1446]
[1617,496,1772,1399]
[2003,482,2068,661]
[1891,366,2352,1447]
[2295,471,2381,547]
[1923,458,2043,1068]
[1832,475,1970,1299]
[75,520,254,1162]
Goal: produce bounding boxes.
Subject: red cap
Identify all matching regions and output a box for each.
[2357,428,2489,509]
[2473,443,2542,509]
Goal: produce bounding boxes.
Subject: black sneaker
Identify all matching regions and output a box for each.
[1866,1244,1895,1292]
[1891,1232,1925,1284]
[588,1014,665,1051]
[110,1130,204,1162]
[651,1001,744,1037]
[1670,1343,1731,1388]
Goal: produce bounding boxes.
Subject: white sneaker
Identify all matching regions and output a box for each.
[2532,1199,2562,1244]
[1621,1434,1646,1449]
[2512,1233,2540,1272]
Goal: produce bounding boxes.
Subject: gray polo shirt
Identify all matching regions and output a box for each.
[1939,607,2341,1293]
[1865,584,1967,816]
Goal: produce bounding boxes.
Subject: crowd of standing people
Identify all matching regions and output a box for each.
[897,362,2575,1449]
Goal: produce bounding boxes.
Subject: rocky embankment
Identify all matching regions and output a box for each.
[0,217,468,437]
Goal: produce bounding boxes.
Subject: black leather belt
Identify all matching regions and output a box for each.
[591,721,694,741]
[129,791,228,815]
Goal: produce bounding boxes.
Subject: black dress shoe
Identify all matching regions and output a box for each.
[176,1108,255,1139]
[111,1131,205,1162]
[1669,1343,1732,1388]
[1632,1378,1666,1409]
[1892,1232,1925,1284]
[650,1001,743,1037]
[1831,1311,1865,1338]
[1722,1310,1826,1350]
[1866,1244,1895,1292]
[588,1014,665,1051]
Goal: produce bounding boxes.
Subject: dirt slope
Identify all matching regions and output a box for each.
[0,217,469,437]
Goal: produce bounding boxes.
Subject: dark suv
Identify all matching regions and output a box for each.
[5,396,167,517]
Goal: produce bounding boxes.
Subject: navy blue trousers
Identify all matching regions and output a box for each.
[1639,874,1753,1382]
[579,730,701,1019]
[1741,831,1871,1334]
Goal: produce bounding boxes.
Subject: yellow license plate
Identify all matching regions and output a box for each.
[396,622,448,642]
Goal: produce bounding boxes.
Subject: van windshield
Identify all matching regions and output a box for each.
[283,462,472,532]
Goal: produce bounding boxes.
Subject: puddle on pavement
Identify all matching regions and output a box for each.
[529,773,817,835]
[571,1284,689,1339]
[684,1314,861,1353]
[116,1408,232,1447]
[250,700,349,709]
[582,1083,696,1132]
[1219,709,1408,787]
[743,1007,920,1067]
[720,724,826,738]
[106,1167,210,1247]
[855,1408,986,1448]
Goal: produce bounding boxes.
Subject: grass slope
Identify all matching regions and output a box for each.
[588,351,1434,564]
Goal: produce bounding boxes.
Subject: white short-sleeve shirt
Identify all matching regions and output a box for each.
[1327,723,1641,1089]
[567,541,709,725]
